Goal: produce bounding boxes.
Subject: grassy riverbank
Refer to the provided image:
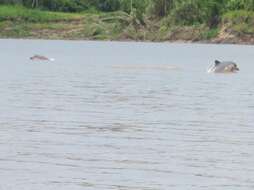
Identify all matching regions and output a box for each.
[0,5,254,44]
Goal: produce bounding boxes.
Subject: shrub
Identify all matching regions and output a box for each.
[226,0,254,11]
[222,10,254,35]
[170,0,205,25]
[97,0,120,12]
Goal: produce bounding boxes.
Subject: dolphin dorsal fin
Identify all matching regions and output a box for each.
[215,60,221,66]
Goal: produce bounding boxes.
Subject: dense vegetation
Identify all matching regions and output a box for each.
[0,0,254,43]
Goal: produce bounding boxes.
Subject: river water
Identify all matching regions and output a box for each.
[0,39,254,190]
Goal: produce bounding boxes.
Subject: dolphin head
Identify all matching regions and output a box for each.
[223,62,239,72]
[232,63,239,71]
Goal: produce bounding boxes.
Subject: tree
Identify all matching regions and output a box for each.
[148,0,175,17]
[32,0,38,8]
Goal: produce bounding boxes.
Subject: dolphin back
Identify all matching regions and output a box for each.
[209,61,239,73]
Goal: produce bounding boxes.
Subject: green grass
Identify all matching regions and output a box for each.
[0,5,145,40]
[0,5,85,38]
[0,5,82,22]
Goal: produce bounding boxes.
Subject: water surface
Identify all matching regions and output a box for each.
[0,39,254,190]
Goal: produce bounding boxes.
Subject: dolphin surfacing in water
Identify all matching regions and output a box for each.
[30,55,55,62]
[207,60,239,73]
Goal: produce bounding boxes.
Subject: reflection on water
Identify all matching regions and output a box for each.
[112,64,179,71]
[0,39,254,190]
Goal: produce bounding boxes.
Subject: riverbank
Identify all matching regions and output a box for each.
[0,6,254,44]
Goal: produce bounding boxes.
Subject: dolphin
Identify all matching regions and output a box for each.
[207,60,239,73]
[30,55,55,61]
